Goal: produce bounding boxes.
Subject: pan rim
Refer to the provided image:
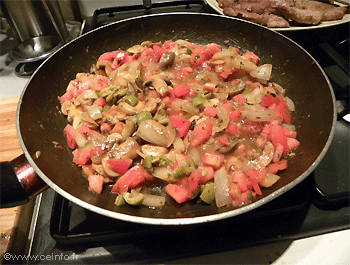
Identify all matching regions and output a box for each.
[16,12,337,225]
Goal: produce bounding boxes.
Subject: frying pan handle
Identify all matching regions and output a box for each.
[0,154,48,208]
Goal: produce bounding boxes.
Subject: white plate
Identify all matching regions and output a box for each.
[206,0,350,31]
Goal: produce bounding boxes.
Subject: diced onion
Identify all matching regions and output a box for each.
[171,100,199,115]
[232,56,257,73]
[259,173,280,188]
[173,137,186,153]
[137,120,169,147]
[244,86,264,105]
[250,64,272,83]
[142,194,166,207]
[80,90,98,99]
[153,167,174,181]
[214,105,229,133]
[285,96,295,111]
[242,109,276,122]
[75,131,87,148]
[87,105,103,120]
[214,167,232,208]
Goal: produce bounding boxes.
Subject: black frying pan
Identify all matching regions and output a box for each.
[1,14,336,225]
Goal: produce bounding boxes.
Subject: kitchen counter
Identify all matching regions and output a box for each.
[0,96,37,262]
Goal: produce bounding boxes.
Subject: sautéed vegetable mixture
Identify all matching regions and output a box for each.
[59,39,299,208]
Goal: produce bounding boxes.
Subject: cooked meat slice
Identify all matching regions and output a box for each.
[264,14,290,28]
[273,5,323,25]
[219,0,348,27]
[295,0,349,21]
[223,7,290,28]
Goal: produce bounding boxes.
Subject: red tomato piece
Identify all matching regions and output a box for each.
[287,137,300,152]
[202,151,225,170]
[190,120,213,147]
[95,75,109,91]
[241,51,260,65]
[171,84,191,98]
[98,51,122,62]
[152,45,165,60]
[203,83,216,92]
[100,123,112,133]
[220,69,233,81]
[205,43,222,56]
[77,125,92,137]
[111,165,145,194]
[72,147,93,167]
[107,158,133,175]
[233,94,245,105]
[217,134,229,146]
[267,160,288,174]
[232,170,251,192]
[229,108,244,122]
[261,93,276,108]
[191,46,211,67]
[227,123,239,136]
[164,40,177,50]
[269,125,289,156]
[169,116,192,138]
[88,175,104,194]
[60,91,73,103]
[64,124,77,149]
[147,90,161,99]
[93,97,107,107]
[204,107,217,117]
[222,101,234,112]
[198,166,215,183]
[165,183,191,204]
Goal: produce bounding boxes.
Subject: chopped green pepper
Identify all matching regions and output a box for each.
[136,111,153,126]
[123,192,145,205]
[143,155,172,173]
[124,95,139,107]
[115,194,126,206]
[154,103,169,126]
[173,166,194,179]
[200,182,215,204]
[193,91,212,106]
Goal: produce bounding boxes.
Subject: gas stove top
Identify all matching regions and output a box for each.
[1,1,349,264]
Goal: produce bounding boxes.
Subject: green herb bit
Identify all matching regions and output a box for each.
[248,192,254,201]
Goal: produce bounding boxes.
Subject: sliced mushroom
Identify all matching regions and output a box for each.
[159,51,175,70]
[110,137,140,159]
[126,44,145,54]
[141,144,168,157]
[118,98,157,116]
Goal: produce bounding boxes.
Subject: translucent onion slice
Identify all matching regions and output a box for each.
[259,173,280,188]
[152,167,174,181]
[250,64,272,83]
[75,131,87,148]
[142,194,166,207]
[214,167,232,208]
[80,90,98,99]
[87,105,103,120]
[214,105,229,133]
[137,120,172,147]
[285,96,295,111]
[242,109,276,122]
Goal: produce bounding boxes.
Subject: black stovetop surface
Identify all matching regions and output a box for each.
[24,1,349,263]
